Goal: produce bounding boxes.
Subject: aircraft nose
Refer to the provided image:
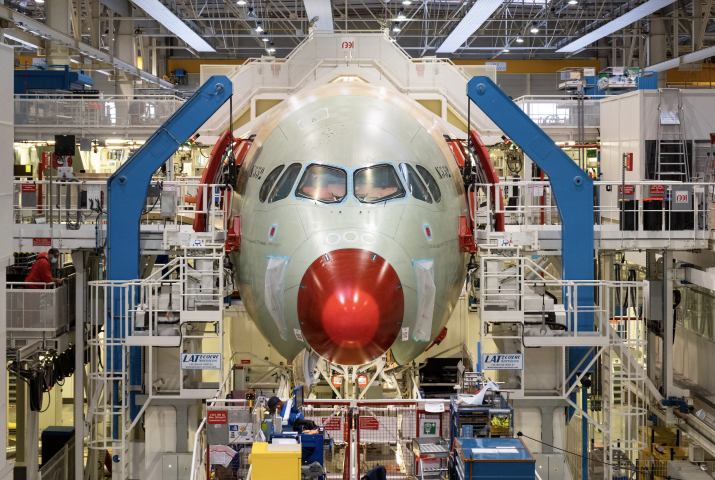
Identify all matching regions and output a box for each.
[297,249,404,365]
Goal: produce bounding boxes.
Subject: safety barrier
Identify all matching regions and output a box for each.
[514,95,605,128]
[6,275,75,341]
[38,433,75,480]
[12,179,232,248]
[470,180,715,248]
[14,94,183,128]
[302,400,450,479]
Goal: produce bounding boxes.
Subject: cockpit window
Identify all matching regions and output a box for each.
[415,165,442,203]
[259,165,284,203]
[295,164,347,204]
[353,165,406,203]
[399,163,433,204]
[268,163,302,204]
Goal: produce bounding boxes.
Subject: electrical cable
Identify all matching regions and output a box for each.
[516,432,677,479]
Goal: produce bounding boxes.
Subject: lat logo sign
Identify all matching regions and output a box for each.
[341,37,355,49]
[180,353,221,370]
[482,353,523,370]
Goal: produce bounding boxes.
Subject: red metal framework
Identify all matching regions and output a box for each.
[192,130,253,233]
[303,399,450,479]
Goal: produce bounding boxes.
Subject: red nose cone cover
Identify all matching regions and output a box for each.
[297,249,404,365]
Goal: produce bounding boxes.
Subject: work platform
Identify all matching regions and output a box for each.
[12,178,715,253]
[472,179,715,253]
[12,178,230,253]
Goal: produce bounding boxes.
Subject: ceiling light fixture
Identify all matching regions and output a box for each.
[516,37,523,42]
[398,8,406,19]
[436,0,504,53]
[503,48,510,52]
[393,22,401,32]
[402,0,412,4]
[262,36,270,42]
[531,26,539,33]
[237,0,246,4]
[557,0,678,53]
[568,1,578,4]
[255,22,263,32]
[128,0,215,52]
[304,0,335,32]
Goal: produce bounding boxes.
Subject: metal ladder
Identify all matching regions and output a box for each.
[655,88,689,181]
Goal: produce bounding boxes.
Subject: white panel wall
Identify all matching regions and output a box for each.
[145,406,177,480]
[0,43,14,480]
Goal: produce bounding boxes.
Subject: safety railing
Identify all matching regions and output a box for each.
[14,94,183,127]
[39,434,75,480]
[6,275,75,339]
[471,180,714,245]
[514,95,605,128]
[13,179,232,244]
[200,32,499,137]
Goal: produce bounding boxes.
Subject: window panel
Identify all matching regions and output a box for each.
[259,165,285,203]
[268,163,302,204]
[399,163,433,203]
[295,164,347,204]
[353,165,406,203]
[415,165,442,203]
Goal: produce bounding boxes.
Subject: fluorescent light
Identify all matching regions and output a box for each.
[557,0,677,53]
[531,26,539,33]
[649,44,715,71]
[436,0,504,53]
[648,57,680,72]
[304,0,334,31]
[516,37,523,42]
[129,0,215,52]
[682,44,715,63]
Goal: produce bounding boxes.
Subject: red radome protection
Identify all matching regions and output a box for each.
[297,249,404,365]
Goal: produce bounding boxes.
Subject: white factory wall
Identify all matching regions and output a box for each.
[600,90,715,184]
[0,43,14,480]
[674,323,715,394]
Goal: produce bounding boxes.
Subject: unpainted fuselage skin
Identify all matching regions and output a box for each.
[231,82,468,366]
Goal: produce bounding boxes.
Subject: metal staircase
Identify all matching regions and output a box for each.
[655,88,690,182]
[87,246,226,480]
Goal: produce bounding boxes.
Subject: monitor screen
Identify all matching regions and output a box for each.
[294,386,304,409]
[55,135,76,156]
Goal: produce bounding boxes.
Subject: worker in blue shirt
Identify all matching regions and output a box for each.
[266,396,317,432]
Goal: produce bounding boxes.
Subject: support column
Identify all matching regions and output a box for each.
[662,250,673,398]
[582,387,588,480]
[539,406,555,454]
[693,0,703,50]
[649,14,667,87]
[27,405,38,480]
[673,15,679,58]
[115,3,135,97]
[44,0,71,65]
[73,251,88,480]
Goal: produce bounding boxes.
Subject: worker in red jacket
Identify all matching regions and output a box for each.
[25,248,63,289]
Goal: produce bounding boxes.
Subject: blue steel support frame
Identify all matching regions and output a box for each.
[106,76,232,429]
[467,77,594,458]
